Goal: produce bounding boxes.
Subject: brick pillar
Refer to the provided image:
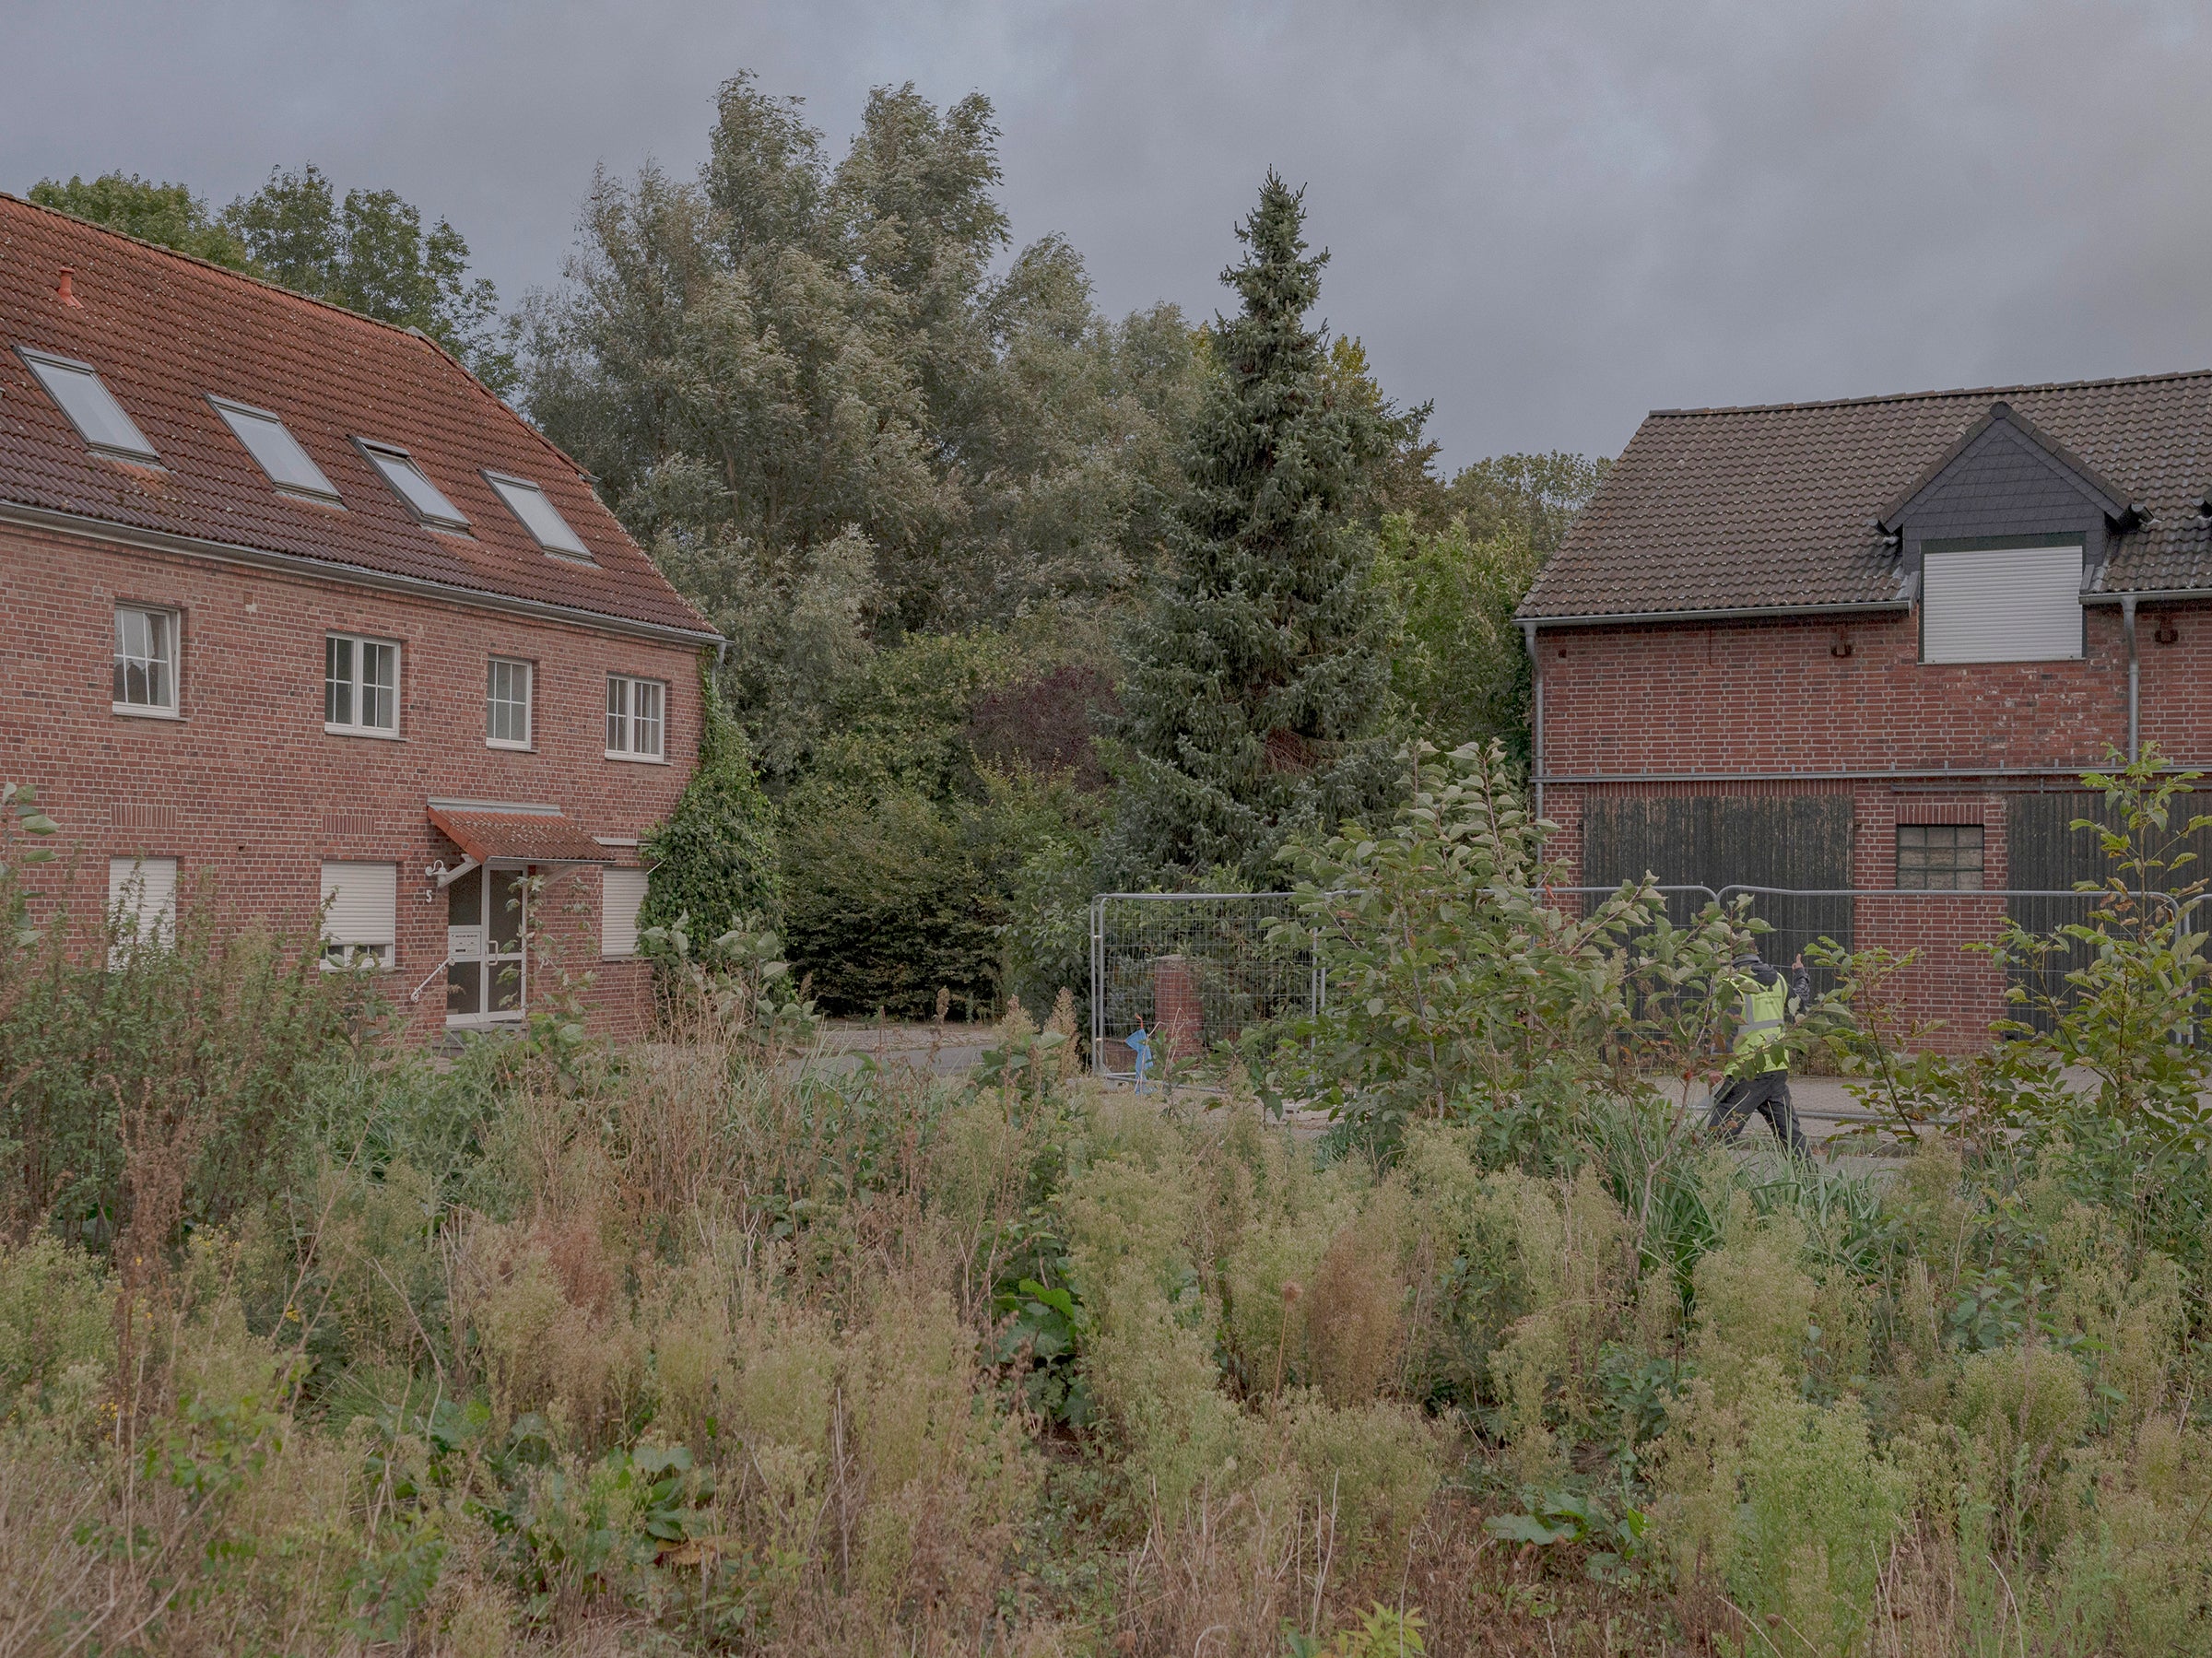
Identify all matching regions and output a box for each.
[1153,955,1201,1061]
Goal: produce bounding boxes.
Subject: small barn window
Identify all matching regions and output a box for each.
[1897,824,1983,890]
[1921,544,2083,664]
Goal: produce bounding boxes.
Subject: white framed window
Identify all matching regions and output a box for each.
[209,395,341,501]
[20,347,160,462]
[320,861,397,970]
[107,856,178,955]
[485,471,594,559]
[325,633,401,736]
[356,440,469,531]
[113,605,180,716]
[606,674,665,760]
[601,866,652,958]
[1921,544,2084,664]
[487,657,533,748]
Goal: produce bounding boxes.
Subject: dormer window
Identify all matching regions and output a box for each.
[18,347,159,462]
[357,440,469,531]
[485,471,594,560]
[210,396,341,501]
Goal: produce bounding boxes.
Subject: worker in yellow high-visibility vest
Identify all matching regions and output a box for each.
[1708,948,1813,1155]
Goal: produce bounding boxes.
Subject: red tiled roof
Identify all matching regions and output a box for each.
[1521,370,2212,621]
[0,194,713,641]
[429,806,610,864]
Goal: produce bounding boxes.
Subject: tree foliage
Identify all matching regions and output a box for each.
[1371,513,1548,762]
[28,172,256,270]
[31,165,519,393]
[1438,450,1608,561]
[524,71,1199,654]
[219,164,519,392]
[1107,173,1405,888]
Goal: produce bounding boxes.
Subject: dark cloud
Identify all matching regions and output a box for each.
[8,0,2210,466]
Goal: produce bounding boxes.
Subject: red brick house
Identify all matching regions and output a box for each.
[0,195,720,1040]
[1518,370,2212,1041]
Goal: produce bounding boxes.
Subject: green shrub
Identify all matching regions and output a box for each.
[780,782,1002,1017]
[639,667,782,945]
[1689,1205,1818,1399]
[1731,1390,1909,1657]
[0,1234,112,1417]
[0,867,355,1250]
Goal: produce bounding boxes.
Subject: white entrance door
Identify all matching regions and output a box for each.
[444,864,527,1025]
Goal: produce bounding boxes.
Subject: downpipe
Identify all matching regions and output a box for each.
[1522,620,1544,821]
[2123,594,2140,763]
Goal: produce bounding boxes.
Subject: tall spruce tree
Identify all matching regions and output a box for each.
[1108,173,1402,888]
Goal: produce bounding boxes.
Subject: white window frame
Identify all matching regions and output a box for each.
[606,674,666,761]
[19,347,161,463]
[601,865,653,958]
[112,604,181,718]
[325,632,403,738]
[486,657,534,750]
[319,861,397,970]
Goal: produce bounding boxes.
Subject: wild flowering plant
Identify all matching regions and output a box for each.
[1983,745,2212,1144]
[1265,741,1761,1165]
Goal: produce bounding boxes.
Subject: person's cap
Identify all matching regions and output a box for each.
[1733,948,1761,965]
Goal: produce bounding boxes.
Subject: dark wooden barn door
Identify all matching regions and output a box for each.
[2005,790,2212,1029]
[1581,794,1854,970]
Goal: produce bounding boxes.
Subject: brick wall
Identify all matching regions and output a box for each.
[1,522,702,1041]
[1536,604,2212,1051]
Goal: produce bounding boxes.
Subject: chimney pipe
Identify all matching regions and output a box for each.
[56,267,81,308]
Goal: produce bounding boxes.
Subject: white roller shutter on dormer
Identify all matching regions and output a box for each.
[1921,544,2084,664]
[321,862,397,954]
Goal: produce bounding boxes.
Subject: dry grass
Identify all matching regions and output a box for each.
[2,993,2209,1656]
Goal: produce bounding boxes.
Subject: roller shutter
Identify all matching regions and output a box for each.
[602,866,651,958]
[320,861,396,968]
[1922,545,2083,663]
[107,855,178,946]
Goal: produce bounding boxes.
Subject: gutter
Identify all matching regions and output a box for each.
[2080,588,2212,606]
[0,499,724,650]
[1535,763,2212,785]
[1518,598,1912,629]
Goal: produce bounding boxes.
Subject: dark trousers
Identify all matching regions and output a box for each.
[1709,1070,1808,1155]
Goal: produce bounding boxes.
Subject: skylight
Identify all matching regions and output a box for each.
[210,396,340,501]
[485,471,594,559]
[358,441,468,530]
[18,348,159,462]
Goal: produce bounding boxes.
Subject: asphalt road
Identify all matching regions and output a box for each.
[806,1021,1918,1162]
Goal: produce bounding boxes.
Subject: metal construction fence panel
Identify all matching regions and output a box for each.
[1089,883,2194,1073]
[1712,885,2188,1043]
[1089,892,1317,1079]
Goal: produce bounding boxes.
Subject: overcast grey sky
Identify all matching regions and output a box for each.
[9,1,2211,470]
